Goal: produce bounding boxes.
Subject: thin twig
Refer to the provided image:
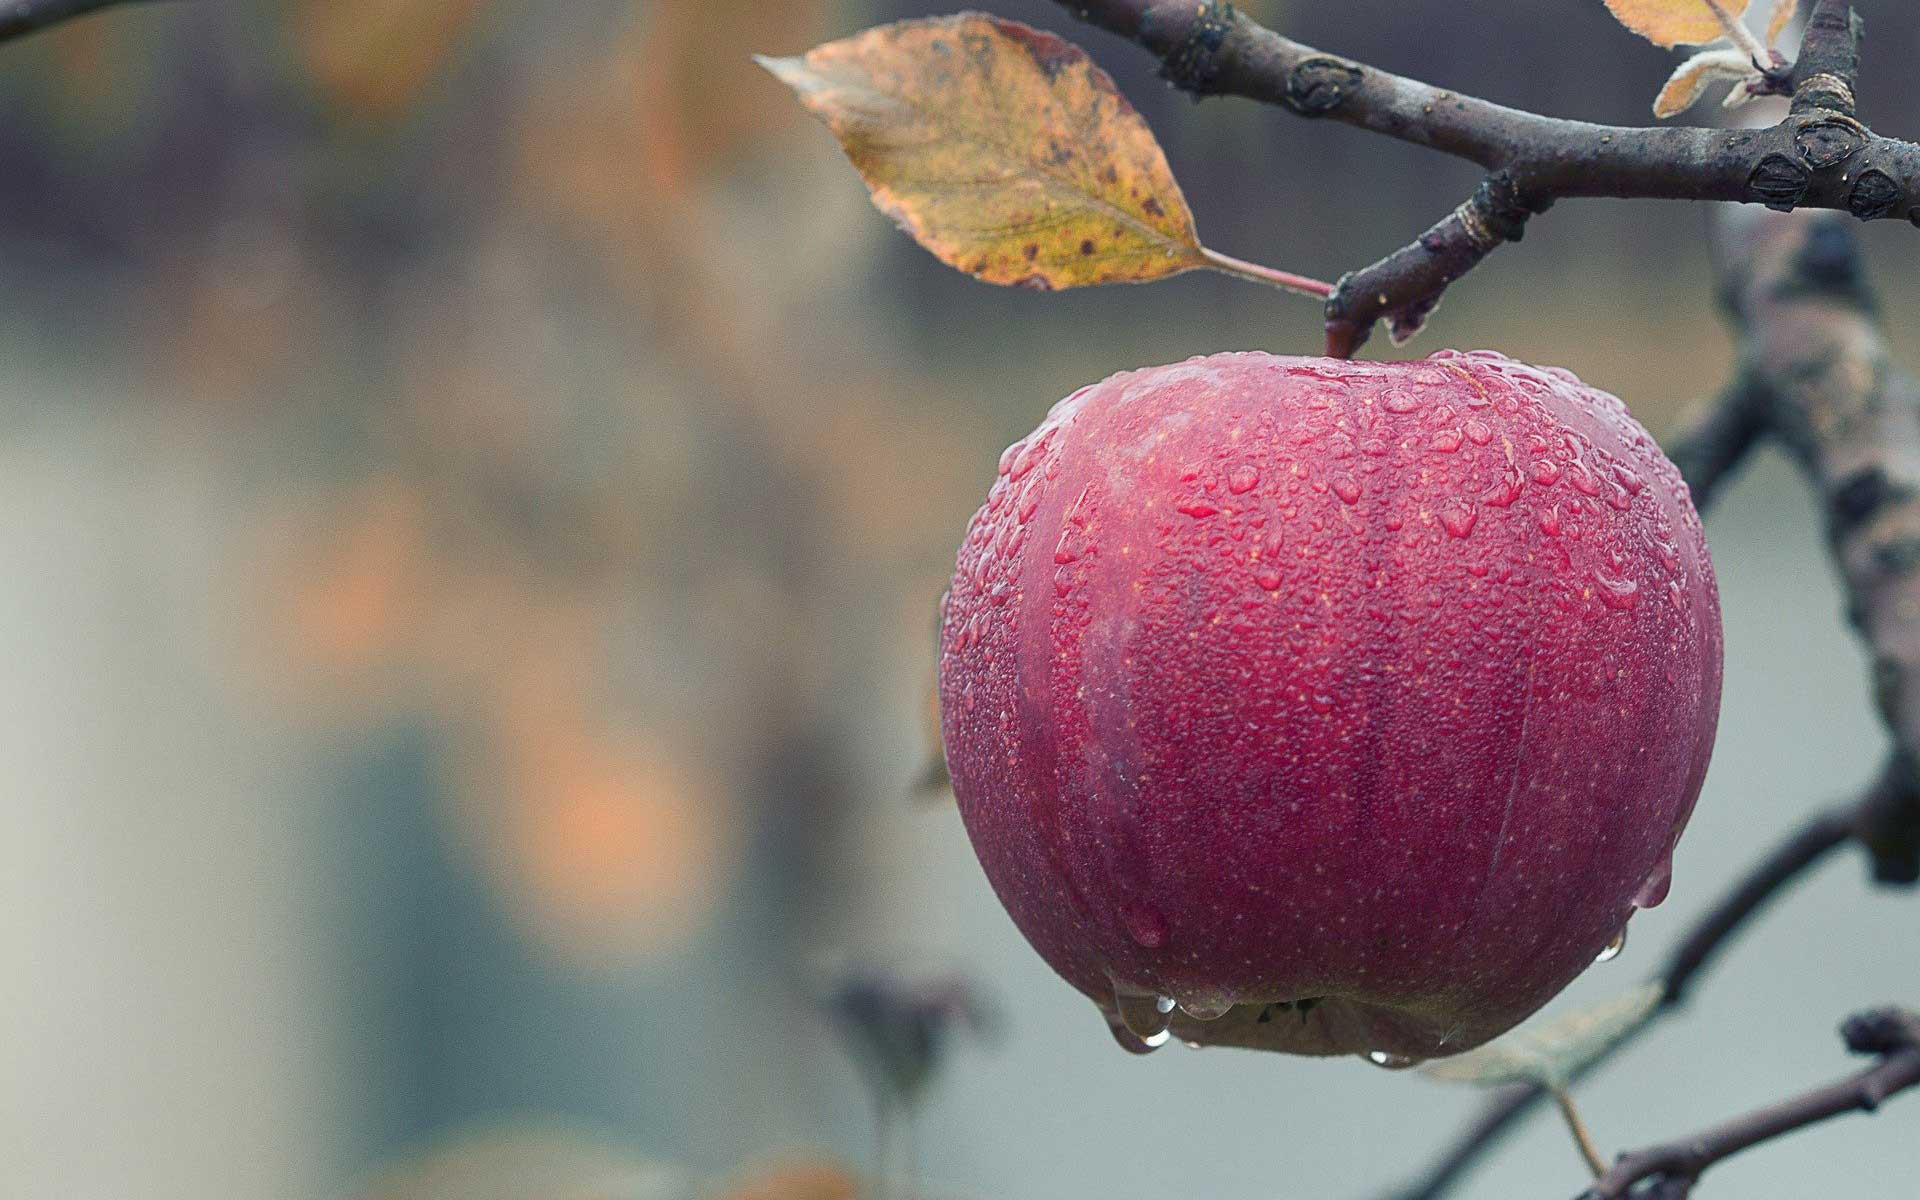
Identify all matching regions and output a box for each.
[1704,0,1772,68]
[1198,247,1333,297]
[1550,1087,1608,1179]
[0,0,165,43]
[1582,1009,1920,1199]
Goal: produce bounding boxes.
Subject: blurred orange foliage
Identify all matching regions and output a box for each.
[720,1158,861,1200]
[297,0,486,119]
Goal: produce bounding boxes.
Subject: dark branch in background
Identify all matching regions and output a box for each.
[1378,204,1920,1200]
[0,0,164,43]
[1581,1008,1920,1200]
[1051,0,1920,355]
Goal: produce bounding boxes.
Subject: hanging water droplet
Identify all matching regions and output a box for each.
[1594,928,1627,963]
[1112,989,1176,1047]
[1365,1050,1418,1069]
[1104,1011,1170,1055]
[1632,855,1674,908]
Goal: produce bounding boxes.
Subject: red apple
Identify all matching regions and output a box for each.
[937,351,1721,1061]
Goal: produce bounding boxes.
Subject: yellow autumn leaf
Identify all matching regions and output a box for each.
[1604,0,1750,49]
[757,14,1215,291]
[1766,0,1796,46]
[1653,48,1751,117]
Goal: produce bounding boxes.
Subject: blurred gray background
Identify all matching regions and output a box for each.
[0,1,1914,1198]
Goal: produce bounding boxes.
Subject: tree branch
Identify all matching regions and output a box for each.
[0,0,165,44]
[1377,205,1920,1200]
[1581,1008,1920,1199]
[1379,794,1860,1200]
[1051,1,1918,354]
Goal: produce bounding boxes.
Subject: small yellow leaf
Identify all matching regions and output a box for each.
[1603,0,1751,49]
[758,14,1206,290]
[1653,48,1752,117]
[1766,0,1797,46]
[1422,982,1666,1089]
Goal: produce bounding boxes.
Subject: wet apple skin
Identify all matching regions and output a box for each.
[938,350,1723,1059]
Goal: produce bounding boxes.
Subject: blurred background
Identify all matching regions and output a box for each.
[0,1,1915,1197]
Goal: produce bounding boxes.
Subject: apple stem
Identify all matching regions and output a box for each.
[1552,1086,1609,1178]
[1197,247,1334,299]
[1703,0,1773,69]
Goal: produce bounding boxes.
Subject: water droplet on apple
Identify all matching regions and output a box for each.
[998,440,1024,476]
[1176,992,1234,1021]
[1123,904,1168,949]
[1333,477,1363,505]
[1228,464,1260,494]
[1439,506,1478,538]
[1593,571,1640,611]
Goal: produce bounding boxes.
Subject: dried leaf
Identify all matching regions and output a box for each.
[758,14,1207,290]
[1421,981,1665,1088]
[1603,0,1750,49]
[1653,48,1754,117]
[1766,0,1797,46]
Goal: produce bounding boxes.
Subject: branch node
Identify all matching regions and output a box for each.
[1748,153,1812,211]
[1152,0,1236,97]
[1285,56,1365,116]
[1846,169,1901,220]
[1795,71,1858,114]
[1856,754,1920,884]
[1840,1008,1920,1057]
[1792,114,1868,170]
